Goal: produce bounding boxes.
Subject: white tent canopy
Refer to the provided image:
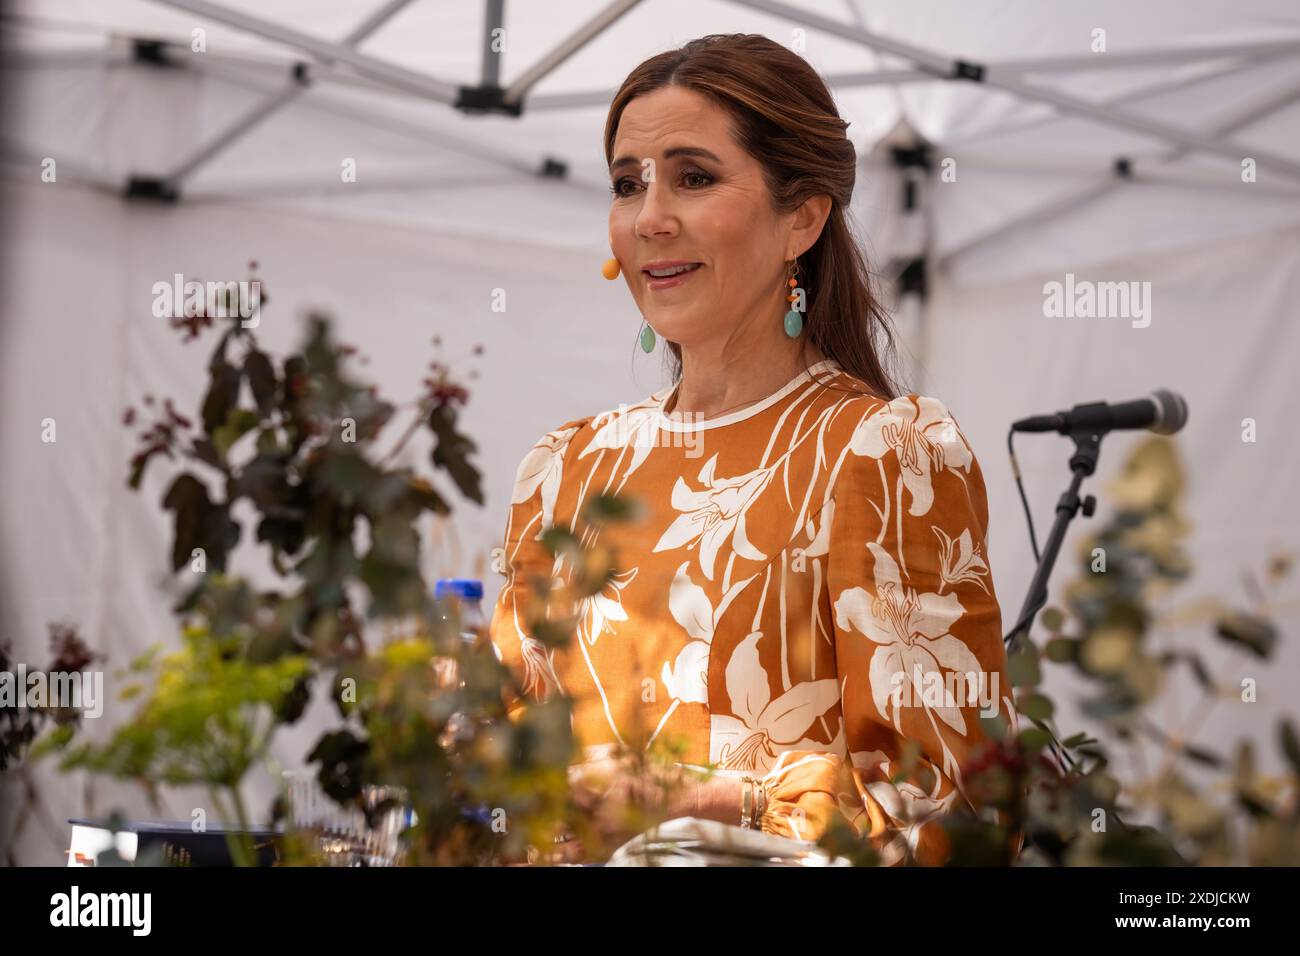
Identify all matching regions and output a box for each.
[9,0,1300,266]
[3,0,1298,864]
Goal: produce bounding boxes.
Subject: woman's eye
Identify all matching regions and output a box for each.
[608,170,713,197]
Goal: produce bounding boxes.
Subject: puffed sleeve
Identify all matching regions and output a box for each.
[488,419,588,719]
[758,394,1019,865]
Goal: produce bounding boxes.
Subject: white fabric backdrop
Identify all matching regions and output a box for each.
[3,0,1299,863]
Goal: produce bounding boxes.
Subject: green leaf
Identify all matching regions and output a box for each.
[213,408,260,459]
[1044,637,1078,664]
[427,404,483,505]
[244,348,278,413]
[256,515,306,557]
[1016,693,1055,722]
[540,526,580,557]
[160,472,238,572]
[127,447,158,491]
[583,492,645,525]
[191,437,222,470]
[1040,606,1064,632]
[234,454,292,510]
[255,428,282,455]
[978,712,1008,742]
[1007,648,1041,689]
[404,475,449,517]
[201,361,241,435]
[1215,610,1277,659]
[307,729,369,803]
[27,723,77,760]
[162,473,211,573]
[1018,727,1054,751]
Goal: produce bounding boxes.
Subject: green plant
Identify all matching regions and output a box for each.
[30,269,598,864]
[36,618,309,866]
[919,435,1299,866]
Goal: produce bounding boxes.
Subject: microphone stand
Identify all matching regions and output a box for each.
[1004,426,1101,654]
[999,425,1108,781]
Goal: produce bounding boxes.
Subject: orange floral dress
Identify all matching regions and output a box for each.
[488,358,1019,865]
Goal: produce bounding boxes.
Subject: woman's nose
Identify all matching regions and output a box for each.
[634,181,678,239]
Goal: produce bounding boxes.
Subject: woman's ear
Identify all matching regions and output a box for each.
[789,193,833,257]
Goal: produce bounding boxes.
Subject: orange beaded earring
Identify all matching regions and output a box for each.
[784,258,804,337]
[602,257,621,280]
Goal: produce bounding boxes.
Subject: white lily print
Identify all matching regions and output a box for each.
[711,631,840,770]
[576,565,638,646]
[934,525,990,594]
[660,561,756,706]
[511,424,579,534]
[833,542,981,737]
[661,641,710,706]
[518,634,561,702]
[580,403,659,480]
[848,396,972,517]
[487,374,1011,854]
[653,453,771,580]
[866,766,957,866]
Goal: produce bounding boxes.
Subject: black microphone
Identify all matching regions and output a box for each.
[1012,389,1188,436]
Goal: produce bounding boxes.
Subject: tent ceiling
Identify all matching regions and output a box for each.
[4,0,1299,280]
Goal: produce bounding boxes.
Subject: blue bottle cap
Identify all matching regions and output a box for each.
[435,578,483,600]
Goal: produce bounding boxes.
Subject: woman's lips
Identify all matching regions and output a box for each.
[644,263,702,290]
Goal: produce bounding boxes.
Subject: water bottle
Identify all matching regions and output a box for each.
[434,578,486,643]
[433,578,485,749]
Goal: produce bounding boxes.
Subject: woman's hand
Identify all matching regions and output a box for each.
[566,754,704,853]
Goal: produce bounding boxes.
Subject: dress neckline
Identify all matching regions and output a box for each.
[655,358,842,432]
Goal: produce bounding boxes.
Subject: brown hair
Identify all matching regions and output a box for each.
[604,33,905,400]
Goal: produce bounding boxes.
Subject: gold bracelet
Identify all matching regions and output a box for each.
[740,775,767,829]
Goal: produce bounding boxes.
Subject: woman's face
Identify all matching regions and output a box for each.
[608,85,813,351]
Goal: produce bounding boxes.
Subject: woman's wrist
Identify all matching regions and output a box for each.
[669,773,746,825]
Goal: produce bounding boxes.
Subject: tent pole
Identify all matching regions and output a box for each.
[173,83,611,200]
[956,52,1294,144]
[990,40,1300,76]
[149,0,458,104]
[948,153,1300,197]
[158,0,419,193]
[502,0,644,106]
[525,67,932,111]
[723,0,1300,184]
[940,74,1300,267]
[148,36,426,100]
[0,48,130,68]
[481,0,505,88]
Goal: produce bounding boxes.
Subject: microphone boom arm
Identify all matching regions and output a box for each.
[1004,426,1102,653]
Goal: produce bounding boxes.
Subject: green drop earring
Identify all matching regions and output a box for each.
[639,321,656,353]
[784,258,804,338]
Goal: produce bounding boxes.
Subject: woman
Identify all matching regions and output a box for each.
[488,34,1017,866]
